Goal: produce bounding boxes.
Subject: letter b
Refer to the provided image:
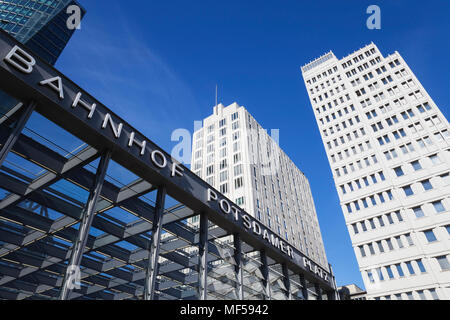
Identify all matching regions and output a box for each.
[4,45,36,74]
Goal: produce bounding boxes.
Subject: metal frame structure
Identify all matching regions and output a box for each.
[0,30,338,300]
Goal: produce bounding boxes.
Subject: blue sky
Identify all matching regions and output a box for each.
[54,0,450,289]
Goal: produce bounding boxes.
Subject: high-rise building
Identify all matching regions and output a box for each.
[0,0,85,133]
[191,102,329,270]
[301,43,450,300]
[0,0,85,65]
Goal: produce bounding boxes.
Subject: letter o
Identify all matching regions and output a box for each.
[219,199,231,214]
[151,150,167,168]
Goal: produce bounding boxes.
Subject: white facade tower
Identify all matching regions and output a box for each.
[301,43,450,300]
[191,102,329,270]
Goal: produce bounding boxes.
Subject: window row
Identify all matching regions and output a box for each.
[366,259,427,284]
[306,65,339,85]
[344,189,394,214]
[323,123,366,140]
[312,91,350,105]
[374,288,439,300]
[377,127,407,146]
[358,232,414,258]
[340,171,386,195]
[330,137,374,163]
[351,210,404,235]
[334,154,378,177]
[421,224,450,244]
[410,199,447,218]
[212,176,244,193]
[345,60,383,79]
[326,131,369,152]
[341,48,377,69]
[315,100,357,116]
[309,82,346,97]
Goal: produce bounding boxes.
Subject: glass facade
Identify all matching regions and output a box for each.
[0,0,85,65]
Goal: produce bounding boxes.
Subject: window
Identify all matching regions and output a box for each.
[426,198,444,213]
[367,271,375,283]
[429,289,439,300]
[361,221,367,232]
[413,206,425,218]
[395,236,404,248]
[233,164,242,176]
[406,261,415,275]
[395,211,403,222]
[359,246,366,257]
[220,183,228,194]
[234,177,243,189]
[395,264,404,277]
[403,185,414,197]
[394,166,404,177]
[219,170,228,182]
[436,256,450,271]
[417,290,426,300]
[411,160,422,171]
[386,239,394,250]
[377,241,384,253]
[405,233,414,246]
[386,266,394,279]
[376,268,384,281]
[421,179,433,191]
[429,154,441,165]
[424,229,437,243]
[386,213,394,224]
[236,197,244,206]
[416,260,426,273]
[346,203,352,214]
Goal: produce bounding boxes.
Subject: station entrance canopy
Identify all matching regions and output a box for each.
[0,30,337,300]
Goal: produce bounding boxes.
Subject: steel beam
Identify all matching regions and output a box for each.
[300,274,308,300]
[260,250,270,300]
[198,213,208,300]
[282,263,292,300]
[0,100,35,167]
[233,233,244,300]
[143,186,166,300]
[59,150,112,300]
[0,102,22,125]
[315,283,322,300]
